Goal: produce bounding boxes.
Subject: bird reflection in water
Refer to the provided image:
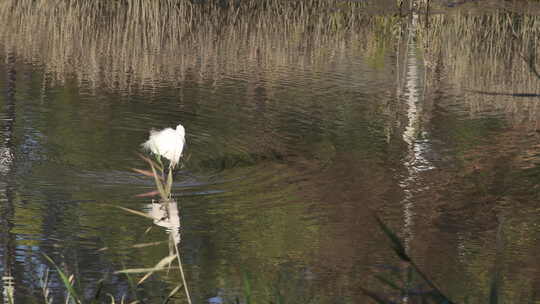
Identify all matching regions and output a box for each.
[148,199,181,245]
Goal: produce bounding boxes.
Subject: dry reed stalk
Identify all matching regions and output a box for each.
[0,0,370,94]
[419,12,540,121]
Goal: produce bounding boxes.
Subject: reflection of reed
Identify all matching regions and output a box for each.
[147,199,192,304]
[0,0,376,93]
[419,12,540,128]
[418,11,540,174]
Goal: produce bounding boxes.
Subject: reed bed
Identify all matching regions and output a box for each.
[418,11,540,131]
[0,0,381,95]
[1,1,538,112]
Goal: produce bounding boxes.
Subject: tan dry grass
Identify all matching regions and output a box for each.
[0,0,373,94]
[419,11,540,130]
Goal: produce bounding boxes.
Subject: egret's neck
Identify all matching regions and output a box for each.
[176,126,185,138]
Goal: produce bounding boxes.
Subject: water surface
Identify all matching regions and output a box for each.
[1,1,539,303]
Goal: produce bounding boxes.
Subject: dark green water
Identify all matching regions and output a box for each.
[0,1,539,303]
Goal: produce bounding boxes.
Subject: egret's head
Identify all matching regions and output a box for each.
[176,124,185,137]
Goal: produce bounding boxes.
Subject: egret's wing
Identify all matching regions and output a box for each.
[141,138,152,150]
[141,127,185,168]
[142,129,159,150]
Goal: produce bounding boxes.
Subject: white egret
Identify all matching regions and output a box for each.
[142,124,186,168]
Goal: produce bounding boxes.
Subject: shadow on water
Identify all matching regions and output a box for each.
[358,214,514,304]
[467,90,540,98]
[0,0,540,303]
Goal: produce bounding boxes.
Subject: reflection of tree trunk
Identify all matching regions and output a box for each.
[395,6,436,301]
[400,10,422,250]
[1,51,17,303]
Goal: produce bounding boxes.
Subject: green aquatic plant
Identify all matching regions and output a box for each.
[363,215,513,304]
[134,153,174,201]
[361,215,456,304]
[42,254,82,304]
[38,137,192,304]
[42,254,106,304]
[39,268,54,304]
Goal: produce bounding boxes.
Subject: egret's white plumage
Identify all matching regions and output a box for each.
[142,124,185,168]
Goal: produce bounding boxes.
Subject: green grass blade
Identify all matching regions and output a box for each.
[374,273,402,291]
[374,215,410,262]
[162,284,183,304]
[243,270,253,304]
[150,162,167,200]
[374,215,456,304]
[42,254,82,304]
[165,169,173,199]
[89,280,104,304]
[489,270,499,304]
[122,269,138,302]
